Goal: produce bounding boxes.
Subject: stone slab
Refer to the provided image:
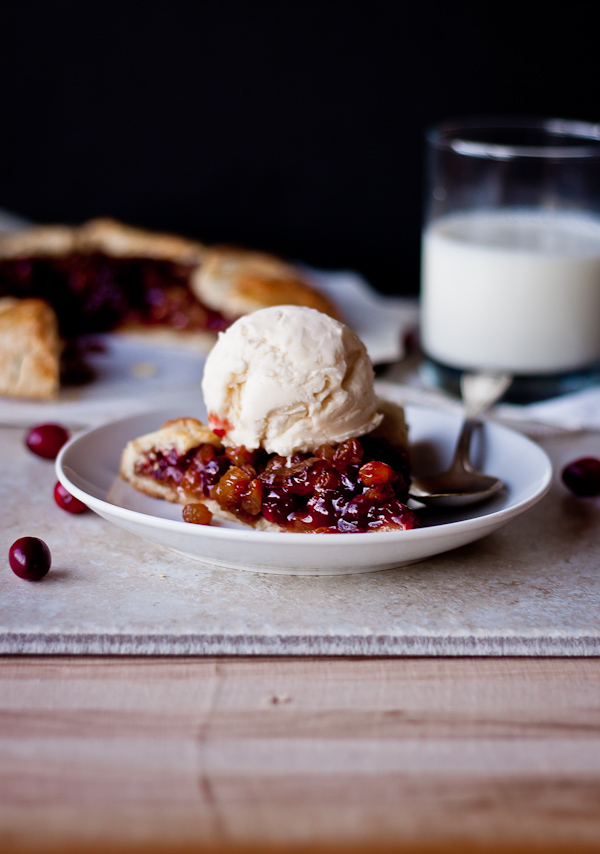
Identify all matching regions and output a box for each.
[1,415,599,656]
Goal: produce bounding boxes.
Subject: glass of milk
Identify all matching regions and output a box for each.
[420,117,600,401]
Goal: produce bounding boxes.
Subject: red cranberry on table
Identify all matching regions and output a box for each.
[25,423,70,460]
[561,457,600,497]
[54,482,88,514]
[9,537,52,581]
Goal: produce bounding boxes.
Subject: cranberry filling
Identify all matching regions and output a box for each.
[135,437,417,533]
[0,253,229,336]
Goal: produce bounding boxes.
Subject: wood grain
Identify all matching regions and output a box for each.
[1,657,600,853]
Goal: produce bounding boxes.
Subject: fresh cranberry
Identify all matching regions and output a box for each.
[9,537,52,581]
[25,424,70,460]
[54,482,88,514]
[561,457,600,497]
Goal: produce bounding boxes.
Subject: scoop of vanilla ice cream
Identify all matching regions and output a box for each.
[201,305,383,455]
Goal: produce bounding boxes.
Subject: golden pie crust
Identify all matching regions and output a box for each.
[0,225,77,259]
[76,218,206,264]
[0,218,205,264]
[0,297,60,399]
[191,245,339,320]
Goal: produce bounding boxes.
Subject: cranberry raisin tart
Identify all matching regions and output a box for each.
[0,219,337,340]
[120,400,417,533]
[0,219,338,398]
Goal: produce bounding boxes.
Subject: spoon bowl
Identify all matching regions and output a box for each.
[409,373,511,507]
[409,469,504,507]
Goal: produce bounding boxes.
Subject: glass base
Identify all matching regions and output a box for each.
[420,357,600,404]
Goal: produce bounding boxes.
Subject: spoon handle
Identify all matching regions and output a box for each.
[460,372,512,421]
[450,373,512,472]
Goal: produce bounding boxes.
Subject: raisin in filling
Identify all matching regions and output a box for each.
[135,436,417,533]
[0,254,229,336]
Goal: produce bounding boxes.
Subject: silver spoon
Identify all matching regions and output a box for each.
[409,372,512,507]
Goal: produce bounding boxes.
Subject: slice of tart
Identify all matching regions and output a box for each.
[119,400,417,533]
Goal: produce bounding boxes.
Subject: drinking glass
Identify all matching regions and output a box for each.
[420,117,600,401]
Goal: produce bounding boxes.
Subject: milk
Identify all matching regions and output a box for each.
[421,209,600,374]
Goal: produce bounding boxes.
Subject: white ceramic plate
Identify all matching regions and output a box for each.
[55,404,552,575]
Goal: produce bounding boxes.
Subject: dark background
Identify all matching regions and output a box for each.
[1,3,597,295]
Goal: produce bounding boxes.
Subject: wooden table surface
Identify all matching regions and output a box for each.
[2,656,600,854]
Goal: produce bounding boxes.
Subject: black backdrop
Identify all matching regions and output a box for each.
[1,3,597,295]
